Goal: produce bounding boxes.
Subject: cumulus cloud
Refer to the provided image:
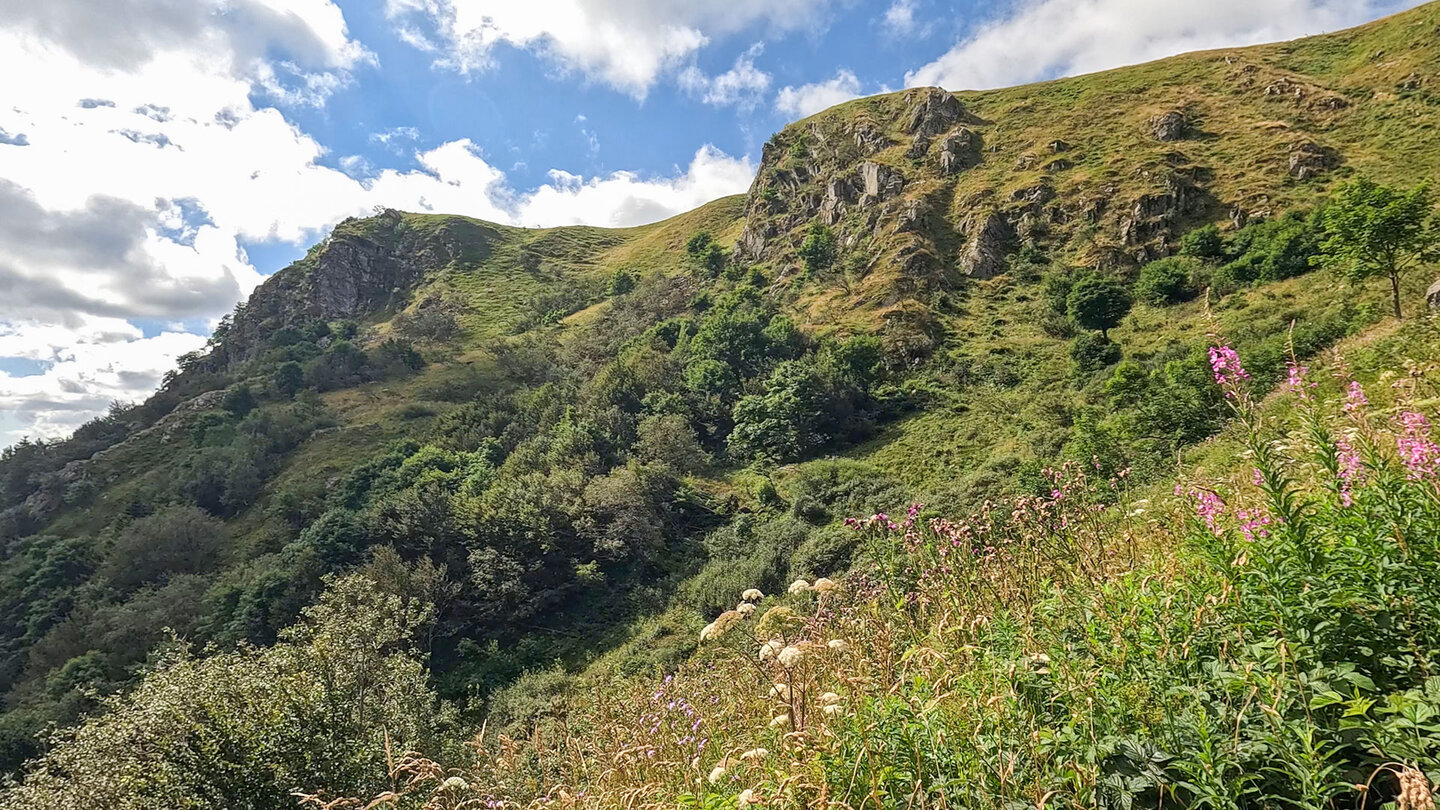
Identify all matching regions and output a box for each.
[678,44,772,109]
[906,0,1411,91]
[775,70,864,118]
[881,0,921,37]
[383,0,831,97]
[0,0,757,448]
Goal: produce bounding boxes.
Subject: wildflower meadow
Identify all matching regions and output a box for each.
[295,318,1440,810]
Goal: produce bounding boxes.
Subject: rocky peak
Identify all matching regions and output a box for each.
[905,87,971,136]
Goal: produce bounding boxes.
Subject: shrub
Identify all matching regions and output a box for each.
[1069,332,1122,375]
[1179,223,1226,262]
[1134,256,1197,305]
[797,223,838,275]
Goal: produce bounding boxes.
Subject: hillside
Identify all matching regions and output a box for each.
[2,3,1440,802]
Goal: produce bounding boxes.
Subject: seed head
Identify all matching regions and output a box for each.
[812,577,839,594]
[788,579,811,594]
[741,588,764,602]
[777,644,806,668]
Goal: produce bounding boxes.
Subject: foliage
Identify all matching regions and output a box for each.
[1067,277,1133,338]
[1,575,450,810]
[796,223,838,276]
[1320,177,1438,318]
[1134,256,1197,306]
[1070,332,1122,375]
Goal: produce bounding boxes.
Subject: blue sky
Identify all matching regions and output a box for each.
[0,0,1419,448]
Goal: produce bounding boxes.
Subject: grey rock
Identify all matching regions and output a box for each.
[937,129,981,174]
[906,133,931,159]
[858,161,904,203]
[1148,111,1190,141]
[1288,141,1340,180]
[905,88,968,136]
[852,122,891,155]
[959,211,1015,280]
[1428,278,1440,310]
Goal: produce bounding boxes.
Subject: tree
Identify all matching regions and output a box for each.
[272,361,304,398]
[606,268,637,296]
[1320,178,1439,318]
[797,223,838,275]
[221,384,256,418]
[1066,277,1133,338]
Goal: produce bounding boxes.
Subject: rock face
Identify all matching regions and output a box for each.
[1149,111,1190,141]
[219,209,495,366]
[959,212,1015,279]
[906,87,969,136]
[1427,278,1440,310]
[938,129,981,174]
[1289,141,1340,180]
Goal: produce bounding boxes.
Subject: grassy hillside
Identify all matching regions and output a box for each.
[2,3,1440,802]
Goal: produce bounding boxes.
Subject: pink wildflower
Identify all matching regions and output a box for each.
[1343,381,1368,415]
[1208,345,1249,387]
[1284,362,1314,398]
[1181,487,1226,535]
[1235,509,1274,542]
[1334,434,1362,507]
[1396,411,1440,480]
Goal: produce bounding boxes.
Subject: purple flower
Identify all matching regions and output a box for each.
[1396,411,1439,479]
[1344,381,1368,415]
[1208,345,1249,391]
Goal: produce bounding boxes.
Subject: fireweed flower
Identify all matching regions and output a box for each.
[1336,434,1362,506]
[1208,345,1250,391]
[1396,411,1440,479]
[1285,361,1312,397]
[1344,381,1368,415]
[1177,485,1225,535]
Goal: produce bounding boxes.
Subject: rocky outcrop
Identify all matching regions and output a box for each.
[905,88,969,136]
[859,162,904,201]
[1149,111,1190,141]
[1289,141,1340,180]
[1427,278,1440,310]
[959,211,1015,280]
[938,129,981,174]
[218,209,497,365]
[1119,174,1198,259]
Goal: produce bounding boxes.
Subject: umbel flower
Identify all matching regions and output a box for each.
[788,579,811,594]
[777,644,805,668]
[741,588,764,602]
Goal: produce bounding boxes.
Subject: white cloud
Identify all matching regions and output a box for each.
[0,0,757,448]
[775,70,864,118]
[881,0,920,37]
[678,44,772,109]
[516,145,754,227]
[906,0,1411,91]
[0,320,207,447]
[383,0,830,98]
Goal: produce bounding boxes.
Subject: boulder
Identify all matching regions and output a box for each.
[959,211,1015,280]
[1148,111,1189,141]
[1288,141,1340,180]
[1428,278,1440,311]
[905,88,967,136]
[937,129,981,174]
[858,162,904,202]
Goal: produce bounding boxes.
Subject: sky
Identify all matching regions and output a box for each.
[0,0,1421,450]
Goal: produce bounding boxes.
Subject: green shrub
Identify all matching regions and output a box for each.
[1134,257,1197,305]
[1070,332,1122,375]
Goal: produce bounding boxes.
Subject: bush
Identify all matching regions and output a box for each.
[1070,332,1122,375]
[1179,223,1226,262]
[797,223,838,275]
[1134,257,1197,306]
